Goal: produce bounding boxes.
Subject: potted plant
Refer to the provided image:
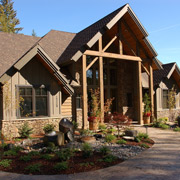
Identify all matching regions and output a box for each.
[43,123,56,135]
[143,93,151,124]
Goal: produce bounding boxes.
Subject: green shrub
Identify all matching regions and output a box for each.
[20,155,32,162]
[25,164,41,173]
[140,143,150,148]
[116,139,127,144]
[40,154,53,160]
[137,133,149,140]
[134,137,141,143]
[54,161,68,171]
[43,124,55,134]
[28,151,40,156]
[0,159,12,168]
[103,154,117,163]
[174,127,180,132]
[107,128,116,134]
[99,124,107,130]
[13,146,22,153]
[18,122,33,138]
[0,143,8,150]
[56,148,74,161]
[99,146,110,155]
[80,129,93,136]
[160,124,169,129]
[81,143,93,158]
[80,162,94,167]
[105,134,116,143]
[47,142,56,149]
[152,118,168,128]
[3,149,17,156]
[72,121,79,130]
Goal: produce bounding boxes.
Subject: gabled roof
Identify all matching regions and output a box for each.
[0,32,74,95]
[153,63,176,86]
[57,4,161,70]
[0,32,40,77]
[39,30,76,63]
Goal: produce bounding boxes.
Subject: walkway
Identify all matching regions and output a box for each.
[0,127,180,180]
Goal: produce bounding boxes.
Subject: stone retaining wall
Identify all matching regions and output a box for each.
[157,109,180,121]
[2,116,72,139]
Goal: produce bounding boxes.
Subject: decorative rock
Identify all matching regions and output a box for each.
[74,131,80,136]
[122,136,135,141]
[22,139,33,146]
[43,134,58,145]
[80,136,96,143]
[125,130,138,137]
[94,134,103,139]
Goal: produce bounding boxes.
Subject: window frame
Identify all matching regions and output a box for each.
[16,85,50,118]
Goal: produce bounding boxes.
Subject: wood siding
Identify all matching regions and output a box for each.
[61,96,72,117]
[2,56,72,120]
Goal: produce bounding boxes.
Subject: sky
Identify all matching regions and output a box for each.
[13,0,180,67]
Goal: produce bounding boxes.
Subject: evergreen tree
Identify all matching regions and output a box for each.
[0,0,23,33]
[32,29,37,37]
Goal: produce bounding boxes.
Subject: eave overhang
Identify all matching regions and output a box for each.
[0,44,74,95]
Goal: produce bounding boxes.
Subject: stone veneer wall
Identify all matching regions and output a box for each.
[2,116,72,138]
[157,109,180,120]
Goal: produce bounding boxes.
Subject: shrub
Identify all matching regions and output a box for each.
[140,143,150,148]
[47,142,56,149]
[72,121,79,130]
[116,139,127,145]
[160,124,169,129]
[43,124,55,134]
[3,149,17,156]
[105,134,116,143]
[18,122,33,138]
[20,155,32,162]
[25,164,42,173]
[56,148,74,161]
[174,127,180,132]
[107,127,116,134]
[103,154,117,163]
[81,143,93,158]
[40,154,53,160]
[54,161,68,171]
[99,146,110,155]
[134,137,141,143]
[152,118,168,128]
[99,124,107,130]
[137,133,149,140]
[80,162,94,167]
[0,159,12,168]
[28,151,40,156]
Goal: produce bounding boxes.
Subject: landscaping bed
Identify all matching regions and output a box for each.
[0,132,154,175]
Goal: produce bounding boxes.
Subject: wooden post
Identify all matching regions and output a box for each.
[137,61,143,124]
[118,20,123,55]
[82,55,88,129]
[149,64,154,121]
[99,37,104,123]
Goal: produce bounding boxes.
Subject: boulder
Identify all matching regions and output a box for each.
[125,130,138,137]
[81,136,96,143]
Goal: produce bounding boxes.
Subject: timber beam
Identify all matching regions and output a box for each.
[84,50,142,61]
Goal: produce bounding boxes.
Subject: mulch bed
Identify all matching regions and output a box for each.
[0,151,123,175]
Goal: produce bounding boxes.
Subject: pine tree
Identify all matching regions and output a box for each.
[32,29,37,37]
[0,0,23,33]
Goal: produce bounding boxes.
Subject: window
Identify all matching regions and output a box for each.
[18,87,48,118]
[163,90,168,109]
[76,94,81,109]
[87,69,93,85]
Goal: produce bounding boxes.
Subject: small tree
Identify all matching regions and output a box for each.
[168,85,177,122]
[143,93,151,117]
[0,0,23,33]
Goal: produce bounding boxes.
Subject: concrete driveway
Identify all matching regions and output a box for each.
[0,127,180,180]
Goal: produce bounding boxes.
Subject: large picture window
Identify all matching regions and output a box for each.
[18,86,48,118]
